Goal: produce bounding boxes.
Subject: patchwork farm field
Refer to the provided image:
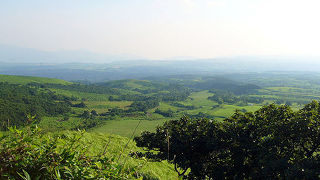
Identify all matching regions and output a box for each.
[42,85,320,137]
[3,73,320,179]
[2,74,320,137]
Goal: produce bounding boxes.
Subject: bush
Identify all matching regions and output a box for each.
[154,108,174,117]
[0,126,137,179]
[135,101,320,179]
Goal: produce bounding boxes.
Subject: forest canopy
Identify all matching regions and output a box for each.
[0,82,71,130]
[135,101,320,179]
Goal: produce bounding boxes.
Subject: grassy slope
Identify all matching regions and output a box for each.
[2,74,319,178]
[0,74,71,85]
[91,117,171,138]
[66,131,178,179]
[2,74,313,139]
[88,90,264,136]
[50,88,112,101]
[101,79,156,90]
[0,75,178,179]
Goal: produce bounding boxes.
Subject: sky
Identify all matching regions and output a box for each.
[0,0,320,59]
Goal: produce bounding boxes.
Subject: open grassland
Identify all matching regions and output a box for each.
[85,100,133,111]
[258,87,320,100]
[40,87,314,137]
[50,89,111,101]
[155,102,180,111]
[174,91,262,120]
[187,90,215,107]
[91,117,172,138]
[212,104,260,120]
[2,129,178,179]
[39,116,83,132]
[42,89,267,136]
[40,79,320,137]
[65,131,178,179]
[5,74,320,178]
[0,74,71,85]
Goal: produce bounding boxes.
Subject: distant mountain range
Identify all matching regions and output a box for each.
[0,44,141,63]
[1,44,320,82]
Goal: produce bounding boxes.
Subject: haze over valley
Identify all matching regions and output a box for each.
[2,0,320,179]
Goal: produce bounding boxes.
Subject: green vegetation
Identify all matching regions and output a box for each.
[208,89,263,104]
[3,73,320,179]
[0,74,71,85]
[0,82,71,130]
[92,118,170,138]
[0,126,177,179]
[135,101,320,179]
[2,73,320,136]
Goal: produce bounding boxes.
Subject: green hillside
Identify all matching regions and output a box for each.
[78,131,178,179]
[0,127,178,179]
[0,74,72,85]
[3,73,320,178]
[98,79,157,89]
[2,74,318,138]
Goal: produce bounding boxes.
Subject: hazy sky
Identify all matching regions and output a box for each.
[0,0,319,59]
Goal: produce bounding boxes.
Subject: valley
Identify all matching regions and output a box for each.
[2,72,320,179]
[1,73,320,137]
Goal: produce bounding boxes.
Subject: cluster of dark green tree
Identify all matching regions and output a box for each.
[100,100,160,118]
[187,77,261,95]
[171,102,195,110]
[109,90,190,102]
[100,107,126,117]
[0,83,71,130]
[135,101,320,179]
[109,94,153,102]
[154,108,174,117]
[74,110,101,130]
[30,83,120,95]
[128,100,159,112]
[99,79,189,94]
[208,89,264,105]
[33,80,192,103]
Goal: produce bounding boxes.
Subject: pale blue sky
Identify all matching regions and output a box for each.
[0,0,319,59]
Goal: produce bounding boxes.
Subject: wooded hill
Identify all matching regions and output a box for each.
[2,74,320,179]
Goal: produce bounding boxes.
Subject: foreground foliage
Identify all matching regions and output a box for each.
[0,126,178,179]
[0,126,136,179]
[135,101,320,179]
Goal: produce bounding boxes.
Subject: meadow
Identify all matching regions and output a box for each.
[0,74,71,85]
[2,74,320,179]
[2,74,320,137]
[38,78,320,137]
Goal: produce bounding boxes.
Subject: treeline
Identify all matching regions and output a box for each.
[109,91,190,102]
[100,100,160,118]
[128,100,159,112]
[0,83,71,130]
[188,77,261,95]
[28,83,120,95]
[109,94,153,101]
[184,112,215,119]
[74,110,101,130]
[171,102,195,110]
[34,81,191,103]
[101,80,191,102]
[135,101,320,179]
[208,89,264,104]
[154,109,174,117]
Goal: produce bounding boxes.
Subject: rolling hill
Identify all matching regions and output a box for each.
[0,74,72,85]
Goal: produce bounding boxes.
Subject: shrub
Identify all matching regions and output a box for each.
[0,126,137,179]
[135,101,320,179]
